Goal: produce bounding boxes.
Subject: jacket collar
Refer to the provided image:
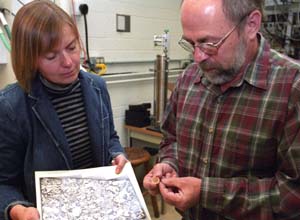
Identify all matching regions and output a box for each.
[27,70,106,167]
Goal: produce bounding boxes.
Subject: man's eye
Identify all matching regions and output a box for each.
[187,41,194,46]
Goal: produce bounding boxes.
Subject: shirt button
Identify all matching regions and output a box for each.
[201,77,209,86]
[217,96,223,103]
[202,158,208,164]
[209,127,214,133]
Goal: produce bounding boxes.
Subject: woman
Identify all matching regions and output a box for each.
[0,1,127,219]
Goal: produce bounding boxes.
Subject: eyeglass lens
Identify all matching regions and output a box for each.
[179,39,218,55]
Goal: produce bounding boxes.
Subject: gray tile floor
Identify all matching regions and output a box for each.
[145,195,182,220]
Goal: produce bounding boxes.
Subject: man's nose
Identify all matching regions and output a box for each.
[193,47,209,63]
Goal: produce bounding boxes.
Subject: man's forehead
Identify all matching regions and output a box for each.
[181,0,224,18]
[203,5,217,16]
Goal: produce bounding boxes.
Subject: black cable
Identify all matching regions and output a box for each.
[79,4,94,71]
[83,14,90,65]
[1,8,16,17]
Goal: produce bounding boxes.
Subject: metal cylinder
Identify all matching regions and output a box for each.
[153,54,168,126]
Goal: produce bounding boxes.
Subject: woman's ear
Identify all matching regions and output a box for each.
[244,10,262,40]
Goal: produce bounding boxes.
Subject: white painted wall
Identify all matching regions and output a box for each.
[73,0,185,62]
[0,0,188,146]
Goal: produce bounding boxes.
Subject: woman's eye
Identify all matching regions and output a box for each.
[69,46,76,51]
[45,55,56,60]
[68,42,78,51]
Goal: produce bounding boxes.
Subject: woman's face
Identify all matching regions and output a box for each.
[37,25,81,85]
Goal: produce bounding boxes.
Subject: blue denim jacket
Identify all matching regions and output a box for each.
[0,70,124,219]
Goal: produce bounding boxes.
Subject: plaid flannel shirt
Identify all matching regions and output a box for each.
[159,35,300,220]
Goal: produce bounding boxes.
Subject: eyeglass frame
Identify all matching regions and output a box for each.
[178,13,250,55]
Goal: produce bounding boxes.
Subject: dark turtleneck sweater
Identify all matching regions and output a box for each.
[40,75,93,169]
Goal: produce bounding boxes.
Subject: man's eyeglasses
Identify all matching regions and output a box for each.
[178,14,249,56]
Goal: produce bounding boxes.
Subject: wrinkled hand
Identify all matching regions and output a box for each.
[143,163,177,195]
[10,205,40,220]
[112,154,128,174]
[159,177,201,211]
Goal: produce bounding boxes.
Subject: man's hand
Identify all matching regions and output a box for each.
[159,177,201,211]
[143,163,177,195]
[111,154,128,174]
[10,205,39,220]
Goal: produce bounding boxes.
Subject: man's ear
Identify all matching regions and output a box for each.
[244,10,262,40]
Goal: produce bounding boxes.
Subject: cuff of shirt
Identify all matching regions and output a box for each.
[200,177,225,213]
[4,201,34,220]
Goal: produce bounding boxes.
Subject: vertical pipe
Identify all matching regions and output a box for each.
[153,55,168,127]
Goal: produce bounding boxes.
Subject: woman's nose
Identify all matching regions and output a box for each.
[61,52,72,66]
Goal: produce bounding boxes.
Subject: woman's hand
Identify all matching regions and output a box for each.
[10,205,40,220]
[111,154,128,174]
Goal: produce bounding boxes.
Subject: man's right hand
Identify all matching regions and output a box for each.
[10,205,39,220]
[143,162,177,195]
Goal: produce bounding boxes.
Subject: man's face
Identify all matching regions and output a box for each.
[199,35,247,85]
[181,0,247,85]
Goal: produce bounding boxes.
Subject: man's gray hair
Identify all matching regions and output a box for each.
[222,0,265,23]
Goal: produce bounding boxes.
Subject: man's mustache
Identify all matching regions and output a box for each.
[199,60,216,71]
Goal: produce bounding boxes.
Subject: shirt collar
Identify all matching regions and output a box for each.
[243,33,270,91]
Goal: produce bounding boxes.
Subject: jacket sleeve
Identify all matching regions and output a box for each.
[0,93,32,220]
[100,80,124,158]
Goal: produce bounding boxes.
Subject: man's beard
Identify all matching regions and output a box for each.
[199,37,246,85]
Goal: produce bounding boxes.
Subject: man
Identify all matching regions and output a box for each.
[143,0,300,219]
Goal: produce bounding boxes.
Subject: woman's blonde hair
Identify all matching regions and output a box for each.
[11,0,80,92]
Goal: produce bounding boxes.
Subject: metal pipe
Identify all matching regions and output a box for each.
[153,54,168,126]
[103,69,181,79]
[105,74,178,85]
[106,77,154,84]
